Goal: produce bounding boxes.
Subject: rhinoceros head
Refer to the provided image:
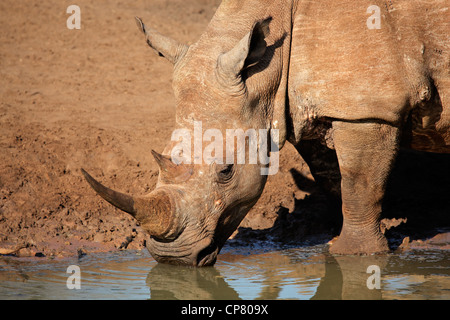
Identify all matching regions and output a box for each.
[83,15,287,266]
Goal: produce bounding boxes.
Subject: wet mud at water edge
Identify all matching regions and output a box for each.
[0,246,449,300]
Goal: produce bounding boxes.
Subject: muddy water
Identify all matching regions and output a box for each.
[0,244,449,300]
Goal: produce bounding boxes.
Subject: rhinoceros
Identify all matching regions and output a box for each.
[82,0,449,266]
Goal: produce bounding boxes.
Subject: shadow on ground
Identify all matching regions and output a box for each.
[234,148,450,250]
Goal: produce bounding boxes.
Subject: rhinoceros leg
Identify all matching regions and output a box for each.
[329,121,400,255]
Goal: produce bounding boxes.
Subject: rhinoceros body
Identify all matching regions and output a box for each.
[83,0,449,266]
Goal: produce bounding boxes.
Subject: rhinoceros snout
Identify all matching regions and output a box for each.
[147,236,219,267]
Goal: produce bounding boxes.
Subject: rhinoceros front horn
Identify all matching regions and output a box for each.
[81,169,180,239]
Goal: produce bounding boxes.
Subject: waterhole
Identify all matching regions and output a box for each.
[0,243,448,300]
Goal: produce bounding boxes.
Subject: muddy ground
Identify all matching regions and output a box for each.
[1,0,449,258]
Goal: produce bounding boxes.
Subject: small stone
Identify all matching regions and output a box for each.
[77,248,86,258]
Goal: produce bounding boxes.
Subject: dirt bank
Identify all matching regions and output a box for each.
[0,0,308,257]
[0,0,448,258]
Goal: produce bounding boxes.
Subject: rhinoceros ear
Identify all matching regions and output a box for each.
[216,17,272,86]
[135,17,189,65]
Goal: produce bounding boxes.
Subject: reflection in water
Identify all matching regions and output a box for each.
[145,247,449,300]
[312,255,387,300]
[0,246,449,299]
[147,264,240,300]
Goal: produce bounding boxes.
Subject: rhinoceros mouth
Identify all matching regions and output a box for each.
[147,234,219,267]
[196,240,220,267]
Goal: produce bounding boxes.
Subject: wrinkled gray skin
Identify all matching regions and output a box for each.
[83,0,449,266]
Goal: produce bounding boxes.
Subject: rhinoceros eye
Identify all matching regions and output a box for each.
[217,164,234,183]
